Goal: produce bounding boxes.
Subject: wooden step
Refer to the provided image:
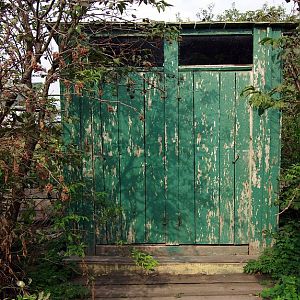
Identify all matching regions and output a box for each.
[67,255,257,275]
[96,245,249,256]
[83,273,265,285]
[91,297,261,300]
[81,273,265,299]
[93,282,263,298]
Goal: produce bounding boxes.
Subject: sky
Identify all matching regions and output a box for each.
[134,0,297,21]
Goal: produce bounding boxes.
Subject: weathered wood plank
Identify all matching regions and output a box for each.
[164,39,179,244]
[93,296,261,300]
[61,85,83,215]
[92,84,105,244]
[94,282,263,298]
[100,81,121,244]
[81,88,95,253]
[70,255,255,264]
[261,27,273,248]
[178,71,195,243]
[250,27,268,252]
[90,273,263,285]
[95,245,249,256]
[235,71,252,244]
[219,72,236,244]
[265,28,281,244]
[118,73,146,243]
[144,72,166,243]
[194,71,220,244]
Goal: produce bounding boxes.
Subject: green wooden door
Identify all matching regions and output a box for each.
[173,70,253,245]
[95,69,257,245]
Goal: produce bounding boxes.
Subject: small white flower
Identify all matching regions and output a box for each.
[16,280,26,288]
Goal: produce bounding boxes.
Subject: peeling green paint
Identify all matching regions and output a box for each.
[62,26,282,251]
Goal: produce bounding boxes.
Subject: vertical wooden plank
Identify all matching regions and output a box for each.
[81,88,95,254]
[260,27,273,248]
[144,72,166,243]
[235,71,252,244]
[118,73,146,243]
[178,71,195,244]
[92,84,105,244]
[164,39,179,244]
[266,28,281,244]
[61,85,82,217]
[219,72,235,244]
[100,81,121,244]
[250,27,268,252]
[164,40,180,244]
[194,71,220,244]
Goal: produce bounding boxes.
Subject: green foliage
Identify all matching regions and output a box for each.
[245,222,300,277]
[261,276,300,300]
[1,0,172,291]
[241,86,286,111]
[279,164,300,212]
[281,114,300,169]
[131,248,159,271]
[217,3,296,22]
[4,279,50,300]
[94,192,123,241]
[245,222,300,299]
[13,292,50,300]
[7,290,50,300]
[24,240,89,300]
[196,2,298,22]
[53,212,88,257]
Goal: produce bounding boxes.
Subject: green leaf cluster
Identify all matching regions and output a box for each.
[8,291,50,300]
[131,248,159,271]
[242,86,286,111]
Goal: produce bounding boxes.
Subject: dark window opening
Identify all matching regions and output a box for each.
[179,35,253,66]
[90,36,164,67]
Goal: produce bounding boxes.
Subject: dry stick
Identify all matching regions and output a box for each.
[277,188,299,215]
[99,99,139,112]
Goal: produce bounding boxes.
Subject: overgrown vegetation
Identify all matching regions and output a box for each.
[0,0,170,298]
[245,222,300,299]
[4,240,90,300]
[23,240,89,300]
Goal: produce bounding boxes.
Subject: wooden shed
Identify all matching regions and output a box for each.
[62,22,293,255]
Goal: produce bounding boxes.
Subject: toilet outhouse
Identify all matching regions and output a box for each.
[61,22,294,254]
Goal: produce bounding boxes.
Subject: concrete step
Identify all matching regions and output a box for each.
[67,255,257,275]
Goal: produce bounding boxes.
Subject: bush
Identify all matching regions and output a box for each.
[23,240,89,300]
[245,222,300,299]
